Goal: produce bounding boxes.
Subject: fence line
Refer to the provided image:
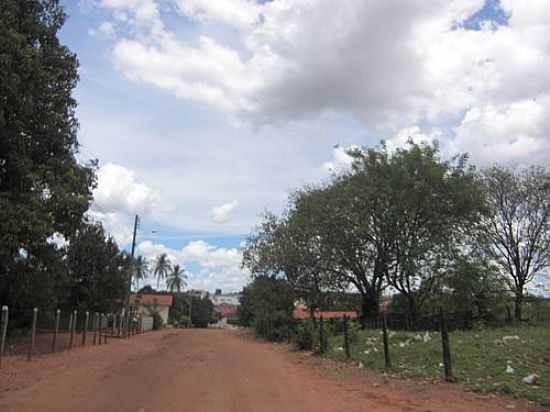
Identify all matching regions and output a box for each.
[293,307,468,382]
[0,305,150,368]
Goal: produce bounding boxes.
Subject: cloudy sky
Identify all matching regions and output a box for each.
[59,0,550,293]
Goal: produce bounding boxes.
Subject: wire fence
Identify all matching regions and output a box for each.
[293,310,479,382]
[306,305,549,387]
[0,305,151,368]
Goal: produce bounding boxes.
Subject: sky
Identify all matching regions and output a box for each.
[58,0,550,293]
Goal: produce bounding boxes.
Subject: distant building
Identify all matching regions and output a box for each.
[130,293,173,326]
[214,303,238,318]
[188,289,209,299]
[292,304,358,320]
[211,292,240,306]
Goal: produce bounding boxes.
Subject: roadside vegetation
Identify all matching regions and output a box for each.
[0,1,135,322]
[327,324,550,406]
[239,126,549,406]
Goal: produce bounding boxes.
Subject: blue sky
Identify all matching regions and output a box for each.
[58,1,550,293]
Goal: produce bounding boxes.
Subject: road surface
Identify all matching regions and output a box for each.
[0,329,538,411]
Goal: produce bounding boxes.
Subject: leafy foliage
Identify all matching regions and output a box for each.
[166,264,187,293]
[478,166,550,320]
[64,223,130,314]
[153,253,171,289]
[237,276,295,341]
[189,294,214,328]
[0,0,96,313]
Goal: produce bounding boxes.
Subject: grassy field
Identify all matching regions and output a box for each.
[326,325,550,405]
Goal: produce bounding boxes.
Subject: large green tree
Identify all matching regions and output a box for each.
[0,0,95,311]
[478,166,550,321]
[351,142,484,322]
[64,223,130,314]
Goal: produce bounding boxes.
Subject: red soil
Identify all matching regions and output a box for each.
[0,329,544,412]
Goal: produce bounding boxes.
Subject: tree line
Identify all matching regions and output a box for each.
[0,1,151,322]
[242,142,549,329]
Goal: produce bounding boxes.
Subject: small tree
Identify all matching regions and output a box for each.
[153,253,171,289]
[166,264,187,293]
[479,166,550,321]
[189,295,214,328]
[241,276,295,341]
[133,256,150,291]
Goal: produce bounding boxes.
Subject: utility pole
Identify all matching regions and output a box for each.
[130,214,139,261]
[125,215,140,311]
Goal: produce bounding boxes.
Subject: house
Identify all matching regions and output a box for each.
[292,304,358,320]
[211,293,240,306]
[130,293,173,326]
[214,303,238,318]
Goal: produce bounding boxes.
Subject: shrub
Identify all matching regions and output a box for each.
[152,312,163,330]
[294,319,318,351]
[347,320,361,344]
[253,309,292,341]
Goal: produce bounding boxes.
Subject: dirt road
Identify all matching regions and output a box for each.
[0,329,539,411]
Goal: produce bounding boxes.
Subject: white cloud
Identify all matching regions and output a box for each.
[88,163,163,246]
[93,162,157,216]
[81,0,550,248]
[137,239,248,291]
[98,21,116,37]
[451,98,550,165]
[91,0,550,166]
[385,126,442,154]
[173,0,263,28]
[322,146,355,174]
[211,200,238,224]
[47,233,68,249]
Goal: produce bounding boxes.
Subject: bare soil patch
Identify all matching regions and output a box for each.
[0,329,545,411]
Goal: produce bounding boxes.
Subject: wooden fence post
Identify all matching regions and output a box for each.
[124,310,129,338]
[28,308,38,361]
[69,310,77,349]
[103,314,108,344]
[319,315,325,354]
[82,311,89,346]
[99,314,104,345]
[382,312,392,370]
[52,309,60,353]
[343,315,350,359]
[118,312,122,338]
[92,313,98,345]
[111,313,116,338]
[67,312,73,350]
[439,307,455,382]
[0,306,8,368]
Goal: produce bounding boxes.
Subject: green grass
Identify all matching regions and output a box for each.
[326,325,550,405]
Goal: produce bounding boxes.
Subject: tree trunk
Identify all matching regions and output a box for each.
[514,288,524,321]
[360,291,380,326]
[407,295,418,327]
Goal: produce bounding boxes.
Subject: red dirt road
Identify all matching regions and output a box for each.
[0,329,541,411]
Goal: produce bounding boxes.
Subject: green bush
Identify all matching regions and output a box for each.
[347,320,361,344]
[227,315,240,326]
[175,315,190,328]
[253,309,292,341]
[152,312,163,330]
[294,319,318,351]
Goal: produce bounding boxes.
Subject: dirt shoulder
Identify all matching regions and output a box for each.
[0,329,544,411]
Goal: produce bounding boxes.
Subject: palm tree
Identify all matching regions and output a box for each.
[133,255,150,291]
[166,264,187,293]
[153,253,171,289]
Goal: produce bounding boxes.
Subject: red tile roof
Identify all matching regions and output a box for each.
[214,303,238,317]
[130,293,173,307]
[293,304,358,320]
